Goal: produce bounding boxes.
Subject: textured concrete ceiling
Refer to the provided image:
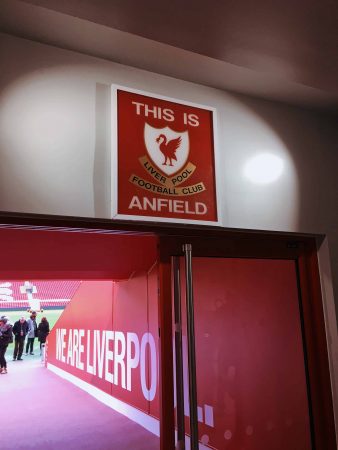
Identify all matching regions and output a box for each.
[1,0,338,108]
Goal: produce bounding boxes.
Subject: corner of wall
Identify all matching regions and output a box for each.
[316,236,338,441]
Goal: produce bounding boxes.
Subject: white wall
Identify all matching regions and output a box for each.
[0,32,337,293]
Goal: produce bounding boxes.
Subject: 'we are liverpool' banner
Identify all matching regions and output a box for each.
[112,86,218,224]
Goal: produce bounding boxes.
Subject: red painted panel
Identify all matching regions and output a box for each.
[148,264,160,418]
[178,257,312,450]
[47,281,114,395]
[47,275,159,419]
[112,273,150,411]
[0,229,157,280]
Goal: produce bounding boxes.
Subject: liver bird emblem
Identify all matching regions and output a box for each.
[144,124,189,176]
[156,134,182,166]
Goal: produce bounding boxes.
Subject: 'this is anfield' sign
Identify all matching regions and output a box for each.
[112,86,219,224]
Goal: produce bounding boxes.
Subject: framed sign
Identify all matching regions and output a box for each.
[112,86,219,224]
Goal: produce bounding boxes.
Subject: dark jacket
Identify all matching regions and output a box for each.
[0,323,13,346]
[37,321,50,343]
[13,320,29,339]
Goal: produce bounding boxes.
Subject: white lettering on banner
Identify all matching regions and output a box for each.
[96,330,106,379]
[131,101,199,126]
[67,329,73,366]
[78,329,85,370]
[65,329,86,369]
[114,331,126,389]
[140,333,157,401]
[86,330,95,374]
[127,332,140,391]
[56,328,63,361]
[55,329,157,402]
[132,102,175,123]
[128,195,207,215]
[60,329,67,363]
[73,329,79,368]
[105,331,114,383]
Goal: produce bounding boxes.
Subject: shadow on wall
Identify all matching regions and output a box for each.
[94,83,111,218]
[229,93,338,317]
[0,40,110,218]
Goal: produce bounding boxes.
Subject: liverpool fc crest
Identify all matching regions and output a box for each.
[144,123,189,176]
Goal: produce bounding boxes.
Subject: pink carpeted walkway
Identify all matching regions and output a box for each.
[0,354,159,450]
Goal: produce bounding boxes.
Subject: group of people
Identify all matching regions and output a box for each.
[0,312,50,374]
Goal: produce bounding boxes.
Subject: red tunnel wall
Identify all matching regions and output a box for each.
[47,266,159,422]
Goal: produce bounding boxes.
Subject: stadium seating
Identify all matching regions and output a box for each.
[0,280,81,309]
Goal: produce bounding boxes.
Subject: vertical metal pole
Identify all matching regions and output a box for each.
[183,244,199,450]
[173,257,186,450]
[159,258,175,449]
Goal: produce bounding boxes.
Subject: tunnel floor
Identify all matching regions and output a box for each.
[0,351,159,450]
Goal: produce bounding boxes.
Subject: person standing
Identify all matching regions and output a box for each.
[0,317,13,374]
[13,317,29,361]
[37,317,50,354]
[25,312,38,355]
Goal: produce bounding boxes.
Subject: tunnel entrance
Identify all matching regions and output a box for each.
[0,224,335,450]
[0,227,160,450]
